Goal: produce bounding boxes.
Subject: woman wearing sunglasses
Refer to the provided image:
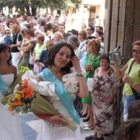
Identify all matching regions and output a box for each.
[114,40,140,121]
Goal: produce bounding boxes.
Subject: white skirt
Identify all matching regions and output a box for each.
[0,103,24,140]
[36,120,81,140]
[11,52,21,68]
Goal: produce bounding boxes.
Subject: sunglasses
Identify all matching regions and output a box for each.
[132,49,140,54]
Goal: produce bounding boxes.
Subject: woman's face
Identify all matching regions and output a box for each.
[0,48,10,61]
[54,46,71,68]
[0,26,5,34]
[37,36,43,44]
[23,32,31,39]
[9,22,13,29]
[133,45,140,61]
[89,42,98,53]
[100,59,109,70]
[78,33,84,40]
[53,34,62,43]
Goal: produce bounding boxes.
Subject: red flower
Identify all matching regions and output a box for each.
[22,86,34,99]
[21,79,29,88]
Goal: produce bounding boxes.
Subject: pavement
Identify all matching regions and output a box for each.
[20,113,115,140]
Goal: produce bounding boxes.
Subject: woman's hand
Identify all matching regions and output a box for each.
[86,65,94,71]
[10,44,14,48]
[71,56,81,73]
[123,74,133,85]
[107,96,114,104]
[35,114,51,121]
[36,114,68,126]
[85,65,90,70]
[107,88,118,104]
[49,115,68,126]
[38,62,45,68]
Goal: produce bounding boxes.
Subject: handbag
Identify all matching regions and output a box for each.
[128,60,140,100]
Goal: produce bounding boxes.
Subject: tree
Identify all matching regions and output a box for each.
[0,0,82,16]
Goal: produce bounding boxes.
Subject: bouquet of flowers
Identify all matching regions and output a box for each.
[1,72,78,131]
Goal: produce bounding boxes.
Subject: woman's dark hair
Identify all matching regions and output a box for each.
[45,23,53,32]
[6,19,14,28]
[115,119,140,140]
[87,25,95,33]
[128,100,140,119]
[71,29,78,36]
[0,43,12,65]
[39,19,46,26]
[46,41,75,73]
[96,26,103,31]
[21,29,34,37]
[99,54,110,63]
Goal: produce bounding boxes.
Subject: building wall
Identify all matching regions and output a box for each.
[104,0,140,63]
[82,0,105,27]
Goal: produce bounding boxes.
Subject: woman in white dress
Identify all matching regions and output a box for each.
[36,41,88,140]
[0,43,23,140]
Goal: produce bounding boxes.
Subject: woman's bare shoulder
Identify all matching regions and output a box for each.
[10,65,16,71]
[9,65,17,76]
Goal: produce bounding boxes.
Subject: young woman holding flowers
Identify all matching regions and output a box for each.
[0,43,23,140]
[36,41,88,140]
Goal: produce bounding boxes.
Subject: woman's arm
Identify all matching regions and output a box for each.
[71,56,88,98]
[36,114,68,126]
[11,41,22,48]
[77,76,89,98]
[114,60,128,79]
[12,66,17,81]
[36,76,43,82]
[8,66,17,91]
[32,50,37,62]
[107,88,119,104]
[11,34,22,48]
[21,42,34,52]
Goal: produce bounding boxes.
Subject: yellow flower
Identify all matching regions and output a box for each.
[21,93,24,98]
[15,93,22,100]
[20,66,29,74]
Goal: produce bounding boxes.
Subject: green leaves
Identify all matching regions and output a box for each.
[0,0,81,15]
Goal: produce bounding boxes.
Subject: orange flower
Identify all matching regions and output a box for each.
[22,86,34,99]
[14,100,23,106]
[8,106,15,111]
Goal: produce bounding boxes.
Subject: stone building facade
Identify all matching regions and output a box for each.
[104,0,140,64]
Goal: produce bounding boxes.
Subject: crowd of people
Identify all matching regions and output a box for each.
[0,14,104,72]
[0,13,140,140]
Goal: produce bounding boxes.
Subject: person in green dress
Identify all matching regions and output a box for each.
[81,39,101,130]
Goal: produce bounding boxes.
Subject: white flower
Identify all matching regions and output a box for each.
[87,78,94,92]
[62,73,79,94]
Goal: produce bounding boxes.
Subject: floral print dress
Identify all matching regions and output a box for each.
[91,68,120,134]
